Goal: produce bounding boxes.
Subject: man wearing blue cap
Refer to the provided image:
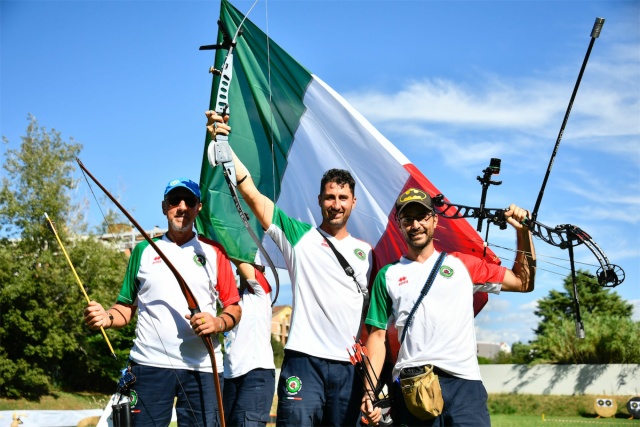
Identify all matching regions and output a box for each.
[84,177,241,427]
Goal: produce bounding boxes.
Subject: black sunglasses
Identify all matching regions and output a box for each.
[165,195,199,208]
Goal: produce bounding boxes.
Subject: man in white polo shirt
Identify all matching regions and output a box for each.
[361,188,536,427]
[206,111,376,427]
[84,177,241,427]
[223,262,276,426]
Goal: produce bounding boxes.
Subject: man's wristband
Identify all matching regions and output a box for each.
[111,306,129,325]
[221,312,237,327]
[106,311,114,329]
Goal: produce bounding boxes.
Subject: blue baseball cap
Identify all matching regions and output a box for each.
[164,178,201,199]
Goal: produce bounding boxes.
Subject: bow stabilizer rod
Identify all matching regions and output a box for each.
[531,17,605,224]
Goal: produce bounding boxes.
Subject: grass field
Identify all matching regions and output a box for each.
[492,414,638,427]
[1,392,638,426]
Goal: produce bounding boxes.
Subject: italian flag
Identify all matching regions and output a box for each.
[197,0,497,315]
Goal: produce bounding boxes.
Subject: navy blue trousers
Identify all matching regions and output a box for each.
[129,363,223,427]
[276,350,362,427]
[392,373,490,426]
[223,368,276,427]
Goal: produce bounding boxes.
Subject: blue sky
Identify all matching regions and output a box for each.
[2,0,638,347]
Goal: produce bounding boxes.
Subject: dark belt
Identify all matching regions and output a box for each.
[400,364,456,379]
[433,366,455,378]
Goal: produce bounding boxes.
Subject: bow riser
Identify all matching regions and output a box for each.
[202,12,281,306]
[432,194,624,289]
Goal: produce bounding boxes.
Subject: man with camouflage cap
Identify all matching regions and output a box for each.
[361,188,536,427]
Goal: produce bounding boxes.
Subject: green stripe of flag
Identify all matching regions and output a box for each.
[197,0,312,262]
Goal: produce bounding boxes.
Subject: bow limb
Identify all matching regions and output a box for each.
[76,158,226,427]
[525,221,624,288]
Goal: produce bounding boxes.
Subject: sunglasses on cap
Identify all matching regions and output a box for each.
[164,195,199,208]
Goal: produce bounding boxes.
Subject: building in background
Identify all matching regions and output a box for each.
[272,305,291,345]
[98,225,166,256]
[477,341,511,360]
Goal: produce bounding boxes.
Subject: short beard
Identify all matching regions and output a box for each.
[169,219,193,233]
[404,230,434,251]
[327,217,347,228]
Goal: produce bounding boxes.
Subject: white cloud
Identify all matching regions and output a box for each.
[475,298,540,346]
[344,41,640,165]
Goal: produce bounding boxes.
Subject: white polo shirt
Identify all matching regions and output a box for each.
[224,269,275,378]
[266,206,375,362]
[117,234,239,373]
[366,251,505,380]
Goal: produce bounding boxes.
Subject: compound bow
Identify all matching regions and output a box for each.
[427,17,625,339]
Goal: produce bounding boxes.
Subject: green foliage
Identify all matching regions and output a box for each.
[530,270,637,364]
[0,114,83,241]
[532,313,640,364]
[0,116,129,398]
[487,343,535,364]
[477,356,493,365]
[509,342,534,364]
[488,397,518,415]
[271,335,284,368]
[534,270,633,337]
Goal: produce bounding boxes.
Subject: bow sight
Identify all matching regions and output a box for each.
[476,157,502,233]
[431,158,624,338]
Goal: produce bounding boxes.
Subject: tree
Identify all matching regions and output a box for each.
[509,341,534,364]
[1,115,83,241]
[532,313,640,363]
[530,270,638,363]
[534,270,633,337]
[0,116,129,398]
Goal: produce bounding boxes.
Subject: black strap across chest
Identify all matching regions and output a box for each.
[318,229,362,294]
[400,251,447,345]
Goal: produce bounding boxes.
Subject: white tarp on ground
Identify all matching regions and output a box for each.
[0,409,102,427]
[1,393,177,427]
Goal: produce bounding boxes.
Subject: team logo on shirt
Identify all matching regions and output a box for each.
[354,248,366,260]
[129,390,138,407]
[398,276,408,286]
[285,376,302,395]
[193,254,206,267]
[439,265,454,278]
